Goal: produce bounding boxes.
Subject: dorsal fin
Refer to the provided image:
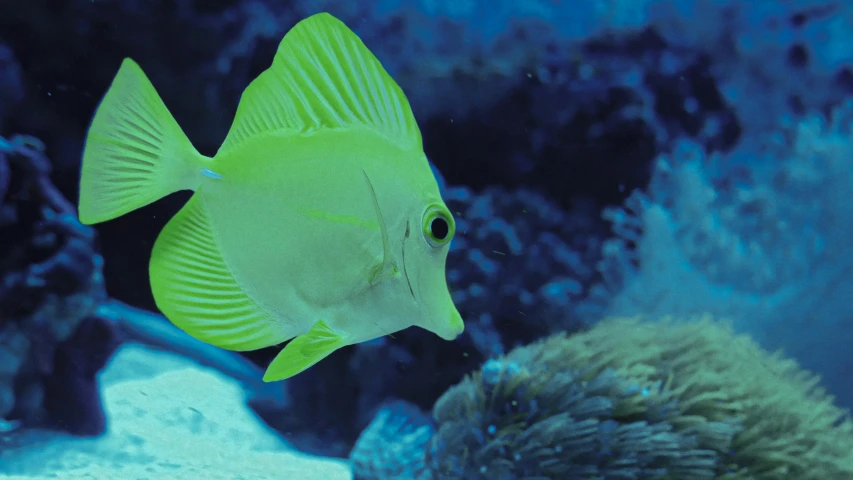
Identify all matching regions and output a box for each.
[217,12,422,156]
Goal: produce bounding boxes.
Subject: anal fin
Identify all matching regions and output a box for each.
[150,194,286,352]
[263,320,347,382]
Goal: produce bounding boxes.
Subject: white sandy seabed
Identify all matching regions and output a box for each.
[0,344,353,480]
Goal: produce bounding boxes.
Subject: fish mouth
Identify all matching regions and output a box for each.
[435,309,464,340]
[448,309,464,337]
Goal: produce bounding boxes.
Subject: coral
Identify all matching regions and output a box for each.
[0,134,110,434]
[41,314,122,435]
[350,400,434,480]
[424,317,853,479]
[597,100,853,409]
[443,185,606,353]
[644,0,853,135]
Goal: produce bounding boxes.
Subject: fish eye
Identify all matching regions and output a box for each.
[431,217,449,240]
[422,204,455,247]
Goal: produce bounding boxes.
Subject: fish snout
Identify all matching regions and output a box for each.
[436,308,465,341]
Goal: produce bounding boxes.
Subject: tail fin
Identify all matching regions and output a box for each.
[78,58,209,225]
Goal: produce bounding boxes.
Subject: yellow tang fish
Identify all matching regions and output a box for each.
[77,12,465,382]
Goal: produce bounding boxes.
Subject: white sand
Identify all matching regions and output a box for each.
[0,344,352,480]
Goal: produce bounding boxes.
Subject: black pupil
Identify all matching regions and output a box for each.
[430,217,449,240]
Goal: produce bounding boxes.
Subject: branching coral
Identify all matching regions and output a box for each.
[375,317,853,480]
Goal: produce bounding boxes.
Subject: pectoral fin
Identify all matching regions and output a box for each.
[362,170,398,285]
[262,320,347,382]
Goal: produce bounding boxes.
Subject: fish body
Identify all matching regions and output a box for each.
[77,13,464,381]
